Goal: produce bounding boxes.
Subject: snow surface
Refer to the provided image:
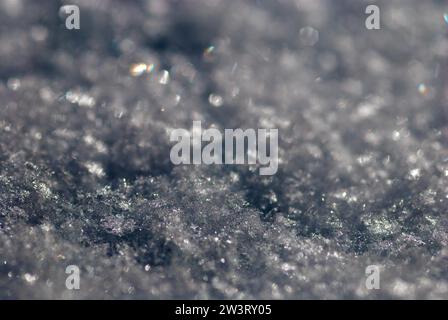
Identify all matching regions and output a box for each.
[0,0,447,299]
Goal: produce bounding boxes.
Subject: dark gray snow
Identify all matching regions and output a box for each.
[0,0,447,299]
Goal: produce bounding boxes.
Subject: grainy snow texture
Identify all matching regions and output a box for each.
[0,0,448,299]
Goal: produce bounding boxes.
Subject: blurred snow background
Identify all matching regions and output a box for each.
[0,0,447,299]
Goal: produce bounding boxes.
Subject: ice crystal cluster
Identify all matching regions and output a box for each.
[0,0,447,299]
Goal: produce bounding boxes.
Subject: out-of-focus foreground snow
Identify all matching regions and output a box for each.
[0,0,447,299]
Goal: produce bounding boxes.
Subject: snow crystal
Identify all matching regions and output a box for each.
[0,0,447,299]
